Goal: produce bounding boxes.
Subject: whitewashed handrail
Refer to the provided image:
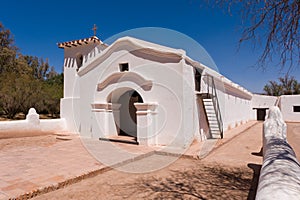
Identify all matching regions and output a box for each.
[256,106,300,200]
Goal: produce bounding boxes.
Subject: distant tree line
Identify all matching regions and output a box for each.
[0,22,63,119]
[263,75,300,96]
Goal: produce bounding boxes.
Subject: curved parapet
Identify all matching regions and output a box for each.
[256,106,300,200]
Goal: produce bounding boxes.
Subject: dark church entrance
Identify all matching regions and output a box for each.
[117,90,143,139]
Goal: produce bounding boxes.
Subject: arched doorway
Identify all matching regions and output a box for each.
[117,90,143,138]
[108,88,143,142]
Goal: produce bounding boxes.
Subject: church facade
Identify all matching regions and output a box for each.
[58,35,299,148]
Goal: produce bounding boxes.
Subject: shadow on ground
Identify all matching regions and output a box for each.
[31,157,262,200]
[251,147,263,157]
[121,164,254,200]
[247,163,261,200]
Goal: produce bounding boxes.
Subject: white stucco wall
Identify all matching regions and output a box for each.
[252,94,278,108]
[60,36,259,147]
[0,118,66,139]
[280,95,300,122]
[77,46,194,147]
[200,70,253,132]
[60,97,80,132]
[251,94,277,120]
[60,41,107,132]
[63,44,102,98]
[250,94,300,122]
[223,93,252,130]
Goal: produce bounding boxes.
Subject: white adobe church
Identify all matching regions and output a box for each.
[57,34,300,148]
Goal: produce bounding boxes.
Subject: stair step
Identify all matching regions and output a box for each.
[207,114,217,117]
[99,136,139,145]
[208,124,218,127]
[209,126,220,129]
[209,126,220,130]
[208,120,218,123]
[208,121,218,124]
[56,136,73,141]
[53,132,71,136]
[207,116,217,119]
[209,126,220,128]
[211,135,222,139]
[54,132,78,141]
[207,116,217,118]
[207,121,218,124]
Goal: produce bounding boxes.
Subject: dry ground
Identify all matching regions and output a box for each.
[1,122,299,200]
[32,157,253,200]
[32,122,265,200]
[0,135,61,151]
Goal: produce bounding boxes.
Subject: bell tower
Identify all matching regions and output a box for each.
[57,26,107,132]
[58,35,106,98]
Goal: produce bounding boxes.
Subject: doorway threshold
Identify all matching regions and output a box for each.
[99,135,139,145]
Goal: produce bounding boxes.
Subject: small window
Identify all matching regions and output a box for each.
[76,54,83,71]
[119,63,129,72]
[294,106,300,112]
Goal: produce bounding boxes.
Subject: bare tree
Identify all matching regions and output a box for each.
[208,0,300,71]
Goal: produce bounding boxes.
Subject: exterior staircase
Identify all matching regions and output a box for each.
[198,75,223,139]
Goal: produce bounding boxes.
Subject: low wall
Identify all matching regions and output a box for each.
[0,108,67,139]
[256,106,300,200]
[0,119,67,139]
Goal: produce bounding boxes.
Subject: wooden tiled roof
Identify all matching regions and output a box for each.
[57,36,102,49]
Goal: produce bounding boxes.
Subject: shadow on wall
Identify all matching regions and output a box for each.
[121,163,254,199]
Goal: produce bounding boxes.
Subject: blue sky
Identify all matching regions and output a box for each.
[1,0,299,93]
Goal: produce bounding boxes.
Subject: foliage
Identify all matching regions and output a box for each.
[42,73,63,116]
[208,0,300,70]
[0,22,63,119]
[263,75,300,96]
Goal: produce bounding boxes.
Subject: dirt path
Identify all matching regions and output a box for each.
[203,122,263,167]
